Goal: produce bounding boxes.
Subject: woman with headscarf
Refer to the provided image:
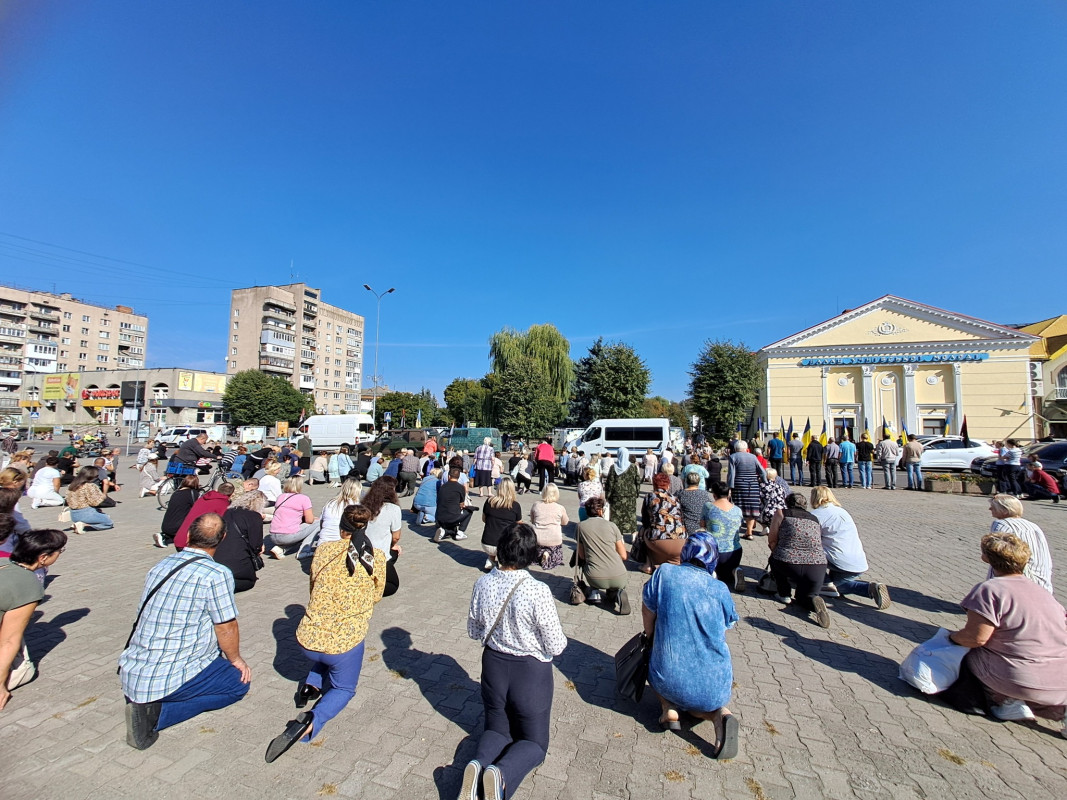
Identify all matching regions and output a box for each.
[727,440,767,540]
[265,505,387,762]
[603,447,642,538]
[640,532,739,759]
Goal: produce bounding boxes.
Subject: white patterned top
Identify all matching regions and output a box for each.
[468,568,567,662]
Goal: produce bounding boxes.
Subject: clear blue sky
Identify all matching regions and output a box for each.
[2,2,1065,402]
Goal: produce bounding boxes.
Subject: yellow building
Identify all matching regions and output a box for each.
[1017,315,1067,438]
[757,296,1038,443]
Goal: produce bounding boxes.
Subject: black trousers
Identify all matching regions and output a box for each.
[769,558,825,611]
[825,459,839,488]
[475,648,553,799]
[713,547,743,584]
[1024,482,1058,501]
[438,506,475,534]
[769,458,783,475]
[515,473,532,491]
[536,460,555,491]
[397,471,418,495]
[807,462,823,486]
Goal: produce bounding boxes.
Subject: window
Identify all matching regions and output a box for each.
[101,318,110,327]
[833,418,855,441]
[233,321,239,329]
[80,340,88,348]
[60,350,68,357]
[78,353,86,361]
[57,363,66,371]
[326,322,332,329]
[922,419,947,437]
[233,309,239,317]
[63,312,72,319]
[604,426,665,443]
[231,347,237,355]
[232,334,238,342]
[98,343,110,351]
[99,331,110,339]
[62,324,70,332]
[96,355,108,362]
[335,336,341,344]
[82,315,90,322]
[81,327,89,335]
[334,392,340,399]
[61,338,70,345]
[230,361,237,370]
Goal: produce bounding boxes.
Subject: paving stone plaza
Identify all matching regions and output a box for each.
[2,479,1065,800]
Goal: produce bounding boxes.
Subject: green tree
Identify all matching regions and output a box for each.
[688,339,760,437]
[569,338,650,426]
[642,395,671,420]
[668,400,693,433]
[222,370,314,427]
[489,323,572,422]
[374,390,437,429]
[443,378,487,426]
[492,355,558,440]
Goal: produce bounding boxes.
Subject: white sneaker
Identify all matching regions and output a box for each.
[775,595,792,605]
[819,583,841,597]
[588,590,603,602]
[453,532,468,541]
[432,528,444,543]
[484,559,493,571]
[30,499,40,509]
[152,532,165,548]
[73,521,87,535]
[991,699,1035,721]
[140,488,148,498]
[269,546,285,560]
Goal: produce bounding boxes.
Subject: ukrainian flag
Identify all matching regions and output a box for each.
[819,420,828,446]
[801,418,812,458]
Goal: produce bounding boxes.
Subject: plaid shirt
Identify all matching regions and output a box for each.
[118,548,238,703]
[474,444,495,470]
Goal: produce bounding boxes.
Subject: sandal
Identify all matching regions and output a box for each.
[265,711,313,763]
[715,713,739,760]
[658,711,682,732]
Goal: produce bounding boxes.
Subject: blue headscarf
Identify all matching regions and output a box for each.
[680,531,720,576]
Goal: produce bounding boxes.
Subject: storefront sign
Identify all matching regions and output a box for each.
[81,387,122,407]
[42,372,79,401]
[121,380,146,408]
[178,371,228,393]
[799,353,989,367]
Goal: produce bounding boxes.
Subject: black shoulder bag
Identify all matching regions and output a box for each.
[231,512,265,571]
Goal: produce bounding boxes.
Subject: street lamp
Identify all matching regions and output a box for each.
[363,284,395,430]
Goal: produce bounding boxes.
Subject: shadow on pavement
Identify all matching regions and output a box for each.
[26,607,90,662]
[553,635,620,712]
[826,597,941,644]
[744,615,912,697]
[435,540,491,571]
[271,603,308,681]
[882,586,964,616]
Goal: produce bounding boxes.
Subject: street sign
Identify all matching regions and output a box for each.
[383,411,392,423]
[29,411,39,420]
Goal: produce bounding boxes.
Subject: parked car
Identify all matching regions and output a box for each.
[971,441,1067,481]
[917,436,995,471]
[375,428,433,455]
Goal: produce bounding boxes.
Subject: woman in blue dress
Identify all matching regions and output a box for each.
[641,531,740,759]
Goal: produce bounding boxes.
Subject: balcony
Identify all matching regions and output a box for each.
[0,397,19,409]
[28,309,60,322]
[262,308,296,325]
[0,373,21,387]
[303,303,318,317]
[1056,387,1067,401]
[299,375,315,389]
[260,356,294,374]
[28,323,58,335]
[0,326,26,343]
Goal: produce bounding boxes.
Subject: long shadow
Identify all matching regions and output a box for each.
[826,597,941,644]
[883,586,964,616]
[436,540,491,571]
[25,607,90,662]
[271,603,308,681]
[379,626,482,800]
[553,634,627,713]
[745,615,912,697]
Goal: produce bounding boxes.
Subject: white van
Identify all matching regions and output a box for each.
[572,418,671,456]
[294,414,375,450]
[156,426,208,445]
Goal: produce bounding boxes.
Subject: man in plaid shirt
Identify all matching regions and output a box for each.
[119,513,251,750]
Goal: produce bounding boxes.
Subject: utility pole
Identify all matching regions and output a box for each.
[362,284,395,430]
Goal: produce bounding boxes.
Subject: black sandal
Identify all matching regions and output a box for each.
[265,711,313,763]
[715,713,739,760]
[294,683,321,709]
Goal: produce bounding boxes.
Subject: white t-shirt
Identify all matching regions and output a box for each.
[318,500,345,544]
[30,467,61,491]
[365,502,401,559]
[260,475,282,503]
[811,504,868,574]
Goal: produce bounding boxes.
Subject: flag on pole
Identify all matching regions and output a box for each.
[780,416,786,442]
[960,415,971,448]
[881,416,890,439]
[900,419,909,443]
[944,408,953,435]
[416,409,422,428]
[819,420,828,446]
[864,417,870,439]
[757,416,763,435]
[801,418,812,458]
[786,417,794,443]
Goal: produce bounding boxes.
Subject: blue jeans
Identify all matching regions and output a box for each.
[300,640,365,740]
[154,655,250,730]
[858,461,873,488]
[840,462,854,488]
[882,460,898,488]
[906,463,923,489]
[826,567,871,597]
[71,506,114,530]
[789,458,803,485]
[413,503,437,524]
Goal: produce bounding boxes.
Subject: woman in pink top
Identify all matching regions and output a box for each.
[530,483,569,570]
[266,476,318,560]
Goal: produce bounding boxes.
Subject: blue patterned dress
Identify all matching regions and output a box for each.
[642,563,738,712]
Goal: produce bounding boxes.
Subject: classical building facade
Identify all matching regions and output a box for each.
[1017,315,1067,438]
[0,284,148,420]
[226,284,365,415]
[757,296,1038,443]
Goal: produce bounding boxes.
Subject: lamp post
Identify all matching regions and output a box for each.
[363,284,395,430]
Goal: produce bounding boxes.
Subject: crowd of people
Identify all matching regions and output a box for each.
[0,428,1064,800]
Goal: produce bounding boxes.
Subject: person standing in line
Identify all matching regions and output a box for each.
[473,437,496,499]
[856,433,875,489]
[787,433,804,486]
[838,435,856,489]
[296,433,313,472]
[119,514,251,750]
[533,439,556,492]
[902,435,925,491]
[823,437,841,489]
[875,434,900,490]
[461,523,567,800]
[1001,439,1024,497]
[603,447,642,539]
[766,432,785,476]
[805,437,824,488]
[642,449,657,483]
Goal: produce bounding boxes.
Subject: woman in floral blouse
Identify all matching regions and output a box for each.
[65,466,114,533]
[265,504,387,762]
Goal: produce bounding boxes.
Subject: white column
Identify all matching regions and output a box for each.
[861,366,875,433]
[821,366,830,431]
[952,363,963,434]
[903,364,917,435]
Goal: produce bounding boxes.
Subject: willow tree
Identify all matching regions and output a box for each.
[488,323,573,425]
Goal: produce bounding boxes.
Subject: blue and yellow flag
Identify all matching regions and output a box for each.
[787,417,794,443]
[881,416,890,439]
[801,418,812,458]
[819,420,828,446]
[780,416,786,442]
[900,419,909,443]
[864,417,870,439]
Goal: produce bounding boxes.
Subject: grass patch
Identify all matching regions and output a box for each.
[763,721,779,735]
[938,748,965,766]
[684,744,701,756]
[368,654,380,662]
[564,680,576,691]
[317,784,337,796]
[664,770,685,782]
[745,777,769,800]
[309,738,326,748]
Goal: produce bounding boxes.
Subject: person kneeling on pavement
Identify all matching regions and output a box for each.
[434,467,476,543]
[119,513,251,750]
[1022,457,1060,503]
[265,476,318,560]
[574,496,630,614]
[808,487,891,610]
[767,493,832,628]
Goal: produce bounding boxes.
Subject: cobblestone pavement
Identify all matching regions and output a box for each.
[2,478,1065,800]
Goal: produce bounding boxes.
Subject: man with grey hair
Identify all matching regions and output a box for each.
[398,448,420,497]
[119,513,251,750]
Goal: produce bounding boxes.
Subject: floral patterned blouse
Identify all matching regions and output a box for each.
[66,483,104,510]
[296,541,387,654]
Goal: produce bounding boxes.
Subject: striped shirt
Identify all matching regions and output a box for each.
[988,517,1054,593]
[474,444,495,471]
[119,549,238,703]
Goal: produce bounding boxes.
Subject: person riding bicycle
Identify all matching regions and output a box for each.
[173,433,215,472]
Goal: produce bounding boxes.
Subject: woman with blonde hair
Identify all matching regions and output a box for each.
[259,461,283,505]
[320,478,363,545]
[481,476,522,571]
[530,482,569,570]
[7,451,34,476]
[809,487,890,609]
[266,475,317,559]
[986,494,1052,592]
[576,467,606,522]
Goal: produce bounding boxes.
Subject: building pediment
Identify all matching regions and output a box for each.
[761,295,1037,357]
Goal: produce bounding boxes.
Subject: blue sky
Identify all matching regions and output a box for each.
[1,2,1065,401]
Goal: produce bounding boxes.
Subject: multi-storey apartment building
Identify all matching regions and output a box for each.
[0,284,148,419]
[226,284,365,414]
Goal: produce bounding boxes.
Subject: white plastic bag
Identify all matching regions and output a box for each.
[899,627,969,694]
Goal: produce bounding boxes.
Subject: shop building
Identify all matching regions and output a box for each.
[18,367,228,433]
[757,296,1038,443]
[1016,315,1067,438]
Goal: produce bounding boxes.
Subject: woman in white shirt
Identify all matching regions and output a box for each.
[28,456,64,508]
[361,475,402,597]
[259,462,283,506]
[318,478,362,545]
[463,522,566,800]
[809,487,890,609]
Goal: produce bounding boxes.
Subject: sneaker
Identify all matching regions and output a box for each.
[774,595,792,605]
[139,488,148,498]
[991,699,1035,721]
[819,582,840,597]
[269,546,285,560]
[617,588,631,615]
[432,528,444,544]
[733,568,746,593]
[812,596,831,628]
[481,765,505,800]
[870,582,891,610]
[483,559,493,571]
[125,700,161,750]
[588,589,603,603]
[152,532,165,549]
[30,499,40,510]
[453,532,468,541]
[73,521,87,535]
[459,760,482,800]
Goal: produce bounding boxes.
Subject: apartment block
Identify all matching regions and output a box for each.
[0,283,148,417]
[226,284,365,414]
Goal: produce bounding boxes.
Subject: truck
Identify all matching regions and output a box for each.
[293,414,375,450]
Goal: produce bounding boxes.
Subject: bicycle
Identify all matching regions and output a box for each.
[156,461,200,509]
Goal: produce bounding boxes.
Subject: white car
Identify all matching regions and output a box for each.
[919,436,995,471]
